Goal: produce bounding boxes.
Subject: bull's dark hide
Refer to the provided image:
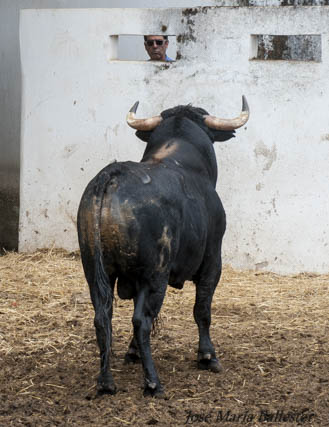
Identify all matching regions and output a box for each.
[77,100,248,397]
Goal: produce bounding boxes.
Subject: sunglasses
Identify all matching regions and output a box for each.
[145,40,165,47]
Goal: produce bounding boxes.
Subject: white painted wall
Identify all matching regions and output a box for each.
[1,0,218,166]
[0,0,220,250]
[20,7,329,274]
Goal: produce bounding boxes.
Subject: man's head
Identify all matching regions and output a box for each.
[144,35,169,61]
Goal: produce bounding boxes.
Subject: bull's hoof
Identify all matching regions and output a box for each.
[143,380,164,398]
[197,353,222,373]
[124,350,141,364]
[97,373,117,395]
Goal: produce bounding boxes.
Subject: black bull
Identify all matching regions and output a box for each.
[77,97,249,397]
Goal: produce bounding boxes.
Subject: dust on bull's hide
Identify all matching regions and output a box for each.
[77,200,96,257]
[147,140,178,164]
[101,196,139,269]
[157,225,172,273]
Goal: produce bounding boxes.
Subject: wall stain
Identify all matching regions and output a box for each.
[88,108,96,122]
[271,198,278,215]
[112,124,120,136]
[254,141,277,172]
[255,261,269,270]
[66,211,77,228]
[280,0,329,5]
[212,0,329,5]
[182,7,208,16]
[178,8,198,46]
[153,63,171,74]
[0,177,19,251]
[63,144,78,159]
[178,7,209,59]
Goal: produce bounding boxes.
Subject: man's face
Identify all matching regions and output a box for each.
[144,36,168,61]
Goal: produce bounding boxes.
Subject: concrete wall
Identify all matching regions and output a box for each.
[19,6,329,274]
[0,0,219,251]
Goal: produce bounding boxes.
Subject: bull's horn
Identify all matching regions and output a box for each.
[204,95,250,131]
[126,101,163,131]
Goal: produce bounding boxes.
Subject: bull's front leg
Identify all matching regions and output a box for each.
[193,277,222,373]
[132,284,166,397]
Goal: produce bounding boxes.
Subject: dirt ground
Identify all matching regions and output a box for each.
[0,250,328,426]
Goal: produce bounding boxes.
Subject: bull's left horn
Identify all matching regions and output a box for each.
[126,101,163,131]
[204,95,250,131]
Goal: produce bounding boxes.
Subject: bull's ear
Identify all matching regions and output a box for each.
[135,130,152,143]
[212,129,236,142]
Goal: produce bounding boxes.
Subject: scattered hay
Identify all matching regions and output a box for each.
[0,250,328,426]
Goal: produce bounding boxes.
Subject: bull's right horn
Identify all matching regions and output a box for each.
[204,95,250,131]
[126,101,163,131]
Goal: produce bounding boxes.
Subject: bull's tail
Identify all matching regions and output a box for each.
[92,169,115,379]
[93,169,113,307]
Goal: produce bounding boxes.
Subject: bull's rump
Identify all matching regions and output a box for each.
[78,161,224,293]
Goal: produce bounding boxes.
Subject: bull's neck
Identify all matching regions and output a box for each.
[141,136,218,187]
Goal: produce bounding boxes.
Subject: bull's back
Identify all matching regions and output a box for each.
[78,161,220,287]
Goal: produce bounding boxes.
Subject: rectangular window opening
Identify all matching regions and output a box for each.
[109,35,177,62]
[250,34,321,62]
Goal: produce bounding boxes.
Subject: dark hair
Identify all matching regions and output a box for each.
[144,35,168,41]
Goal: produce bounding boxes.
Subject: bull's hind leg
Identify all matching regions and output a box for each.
[194,270,222,373]
[125,335,141,364]
[125,296,162,364]
[132,282,167,397]
[124,298,141,364]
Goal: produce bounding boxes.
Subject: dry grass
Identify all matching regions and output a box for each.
[0,249,328,426]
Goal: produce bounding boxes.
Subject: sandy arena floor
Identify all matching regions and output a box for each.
[0,250,328,426]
